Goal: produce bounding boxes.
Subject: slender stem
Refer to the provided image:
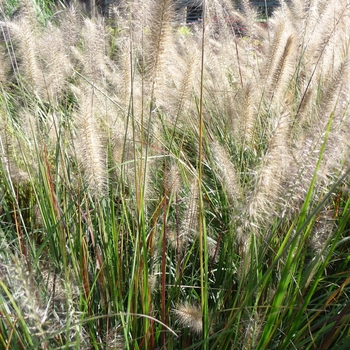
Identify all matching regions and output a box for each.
[161,195,167,348]
[198,1,209,347]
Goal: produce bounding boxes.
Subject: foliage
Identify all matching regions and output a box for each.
[0,0,350,349]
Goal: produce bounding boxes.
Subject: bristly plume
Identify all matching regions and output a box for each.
[242,310,263,349]
[110,123,131,178]
[0,249,88,348]
[234,83,258,145]
[37,23,72,103]
[317,60,349,121]
[0,259,52,342]
[0,106,31,185]
[0,37,9,83]
[262,7,297,104]
[173,302,202,334]
[59,3,82,48]
[211,140,242,206]
[293,59,349,188]
[9,15,43,93]
[174,53,196,121]
[241,0,259,38]
[309,206,336,255]
[287,0,312,20]
[267,35,296,103]
[144,0,174,82]
[248,108,291,224]
[104,325,125,349]
[74,86,107,198]
[299,1,349,77]
[166,162,182,196]
[178,179,199,251]
[80,17,109,82]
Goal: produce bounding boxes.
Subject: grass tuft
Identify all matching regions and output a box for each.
[0,0,350,348]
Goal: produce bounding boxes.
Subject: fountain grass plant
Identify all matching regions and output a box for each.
[1,0,350,348]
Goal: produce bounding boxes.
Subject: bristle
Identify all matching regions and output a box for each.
[225,81,257,147]
[9,17,43,93]
[81,17,109,82]
[144,0,174,81]
[0,44,9,82]
[241,0,258,38]
[179,179,199,251]
[0,253,88,347]
[242,310,263,349]
[211,140,242,206]
[207,235,219,261]
[267,35,296,103]
[248,108,291,223]
[166,162,182,196]
[104,325,125,349]
[288,0,312,20]
[1,260,49,337]
[0,108,29,185]
[175,54,195,120]
[74,86,107,197]
[318,60,349,119]
[167,229,178,250]
[173,302,202,334]
[142,155,154,213]
[309,207,335,254]
[290,59,350,208]
[37,23,72,103]
[60,3,82,48]
[295,87,315,128]
[261,8,297,104]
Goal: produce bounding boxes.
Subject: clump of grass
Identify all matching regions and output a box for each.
[0,0,350,349]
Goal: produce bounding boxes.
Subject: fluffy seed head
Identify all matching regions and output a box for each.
[211,140,242,205]
[179,179,199,251]
[173,302,202,334]
[166,162,182,195]
[74,86,107,197]
[248,108,291,224]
